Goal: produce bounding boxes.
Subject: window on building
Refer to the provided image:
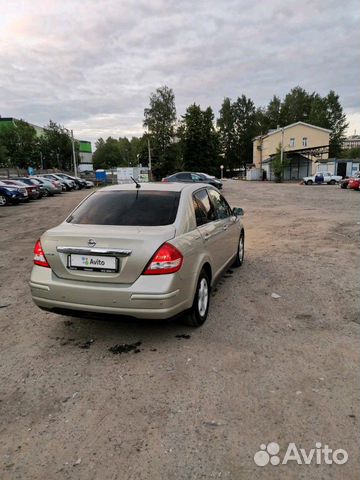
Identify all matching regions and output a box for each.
[290,138,295,148]
[302,137,308,147]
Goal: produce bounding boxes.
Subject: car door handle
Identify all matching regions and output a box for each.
[204,233,211,241]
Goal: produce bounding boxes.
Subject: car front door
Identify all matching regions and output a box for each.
[207,188,239,267]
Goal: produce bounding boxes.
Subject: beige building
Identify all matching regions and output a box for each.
[253,122,331,180]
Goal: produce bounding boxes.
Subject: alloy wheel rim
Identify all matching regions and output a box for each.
[0,195,6,206]
[198,278,209,317]
[239,237,244,261]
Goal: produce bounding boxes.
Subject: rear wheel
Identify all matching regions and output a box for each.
[329,179,336,185]
[306,180,313,185]
[183,269,210,327]
[233,231,245,267]
[0,194,8,206]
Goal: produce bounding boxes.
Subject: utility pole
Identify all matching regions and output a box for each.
[71,129,77,177]
[147,137,152,181]
[280,128,284,164]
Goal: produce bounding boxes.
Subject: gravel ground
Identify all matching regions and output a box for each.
[0,181,359,480]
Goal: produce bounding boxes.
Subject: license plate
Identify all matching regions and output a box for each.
[68,254,118,273]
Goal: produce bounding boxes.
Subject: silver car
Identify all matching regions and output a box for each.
[30,183,245,326]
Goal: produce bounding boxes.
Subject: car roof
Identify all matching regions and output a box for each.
[102,182,213,193]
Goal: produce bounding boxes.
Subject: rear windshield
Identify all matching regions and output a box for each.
[67,190,181,226]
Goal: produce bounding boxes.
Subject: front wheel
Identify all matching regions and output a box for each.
[0,194,9,206]
[306,180,313,185]
[329,179,336,185]
[183,269,210,327]
[233,232,245,267]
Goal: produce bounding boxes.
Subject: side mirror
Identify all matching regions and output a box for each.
[232,207,244,216]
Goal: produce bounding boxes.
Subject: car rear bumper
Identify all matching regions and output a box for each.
[30,266,192,319]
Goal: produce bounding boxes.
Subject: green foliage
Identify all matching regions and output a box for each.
[92,135,147,170]
[325,90,348,157]
[39,121,78,170]
[218,95,261,171]
[339,147,360,159]
[144,86,177,169]
[0,119,39,168]
[271,145,290,182]
[0,144,9,168]
[180,104,219,175]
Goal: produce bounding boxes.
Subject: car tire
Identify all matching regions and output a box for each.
[0,194,9,206]
[183,269,210,327]
[233,231,245,267]
[42,189,50,197]
[306,180,313,185]
[340,183,347,189]
[329,180,336,185]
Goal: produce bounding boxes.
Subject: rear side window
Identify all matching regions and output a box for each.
[67,190,181,226]
[207,189,232,219]
[176,173,191,180]
[193,189,216,225]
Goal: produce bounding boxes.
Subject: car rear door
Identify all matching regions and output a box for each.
[207,188,239,267]
[192,188,227,276]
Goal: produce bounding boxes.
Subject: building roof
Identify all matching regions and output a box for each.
[253,122,332,141]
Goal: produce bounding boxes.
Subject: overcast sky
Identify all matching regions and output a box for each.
[1,0,359,145]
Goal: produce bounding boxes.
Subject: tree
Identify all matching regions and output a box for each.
[0,144,9,168]
[271,145,290,182]
[232,95,258,167]
[339,147,360,159]
[39,121,76,170]
[144,86,177,170]
[93,137,125,170]
[0,119,38,168]
[325,90,348,157]
[265,95,282,130]
[180,104,219,175]
[280,86,312,125]
[217,98,237,171]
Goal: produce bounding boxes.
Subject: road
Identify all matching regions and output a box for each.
[0,181,359,479]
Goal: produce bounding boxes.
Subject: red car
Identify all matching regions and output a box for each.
[348,177,360,190]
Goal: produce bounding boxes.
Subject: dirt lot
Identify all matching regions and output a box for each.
[0,181,359,479]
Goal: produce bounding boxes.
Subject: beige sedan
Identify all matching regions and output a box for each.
[30,182,245,326]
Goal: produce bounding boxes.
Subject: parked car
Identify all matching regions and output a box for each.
[348,177,360,190]
[1,179,40,200]
[16,177,46,198]
[85,180,94,188]
[30,176,62,196]
[339,172,360,189]
[303,172,342,185]
[42,174,75,191]
[0,184,26,205]
[30,183,245,327]
[196,172,223,189]
[56,173,87,189]
[163,172,223,189]
[0,181,28,202]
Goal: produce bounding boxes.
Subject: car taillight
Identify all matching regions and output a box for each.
[34,240,50,268]
[143,243,183,275]
[161,178,168,182]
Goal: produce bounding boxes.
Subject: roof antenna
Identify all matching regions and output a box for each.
[131,176,141,189]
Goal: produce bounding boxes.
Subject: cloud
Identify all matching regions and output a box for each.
[0,0,359,144]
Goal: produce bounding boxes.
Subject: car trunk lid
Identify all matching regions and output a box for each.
[41,223,176,284]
